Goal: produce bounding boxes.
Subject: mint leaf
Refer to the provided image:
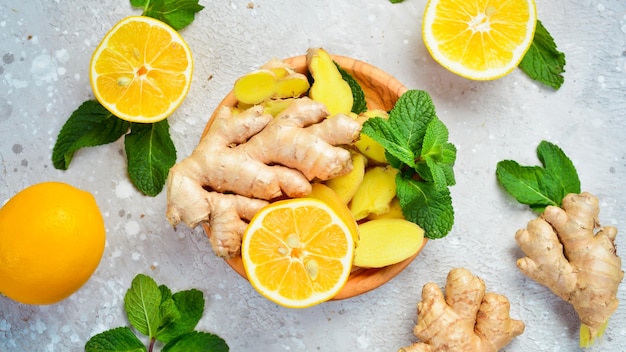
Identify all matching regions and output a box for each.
[418,117,457,190]
[335,62,367,114]
[162,331,229,352]
[157,289,205,343]
[362,90,437,168]
[537,140,580,195]
[362,117,416,168]
[52,100,130,170]
[85,326,146,352]
[124,274,162,339]
[363,90,455,239]
[496,140,580,212]
[396,175,454,239]
[124,120,177,197]
[519,20,566,90]
[157,285,182,338]
[131,0,204,31]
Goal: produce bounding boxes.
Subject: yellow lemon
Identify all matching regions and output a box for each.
[90,16,193,123]
[0,182,106,305]
[422,0,537,80]
[241,198,354,308]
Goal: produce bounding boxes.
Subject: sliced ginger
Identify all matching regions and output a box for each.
[400,268,525,352]
[233,59,309,105]
[166,98,361,258]
[515,192,623,347]
[353,218,423,268]
[307,47,353,116]
[325,151,366,204]
[349,165,398,220]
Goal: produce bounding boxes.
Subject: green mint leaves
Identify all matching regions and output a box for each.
[131,0,204,30]
[362,90,456,239]
[520,20,566,90]
[52,105,176,197]
[52,100,130,170]
[125,121,177,197]
[52,0,203,196]
[496,140,580,212]
[85,274,229,352]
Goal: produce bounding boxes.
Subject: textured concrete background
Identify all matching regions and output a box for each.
[1,1,625,351]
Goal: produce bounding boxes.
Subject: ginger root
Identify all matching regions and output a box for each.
[515,192,623,347]
[306,47,353,116]
[166,98,361,258]
[233,59,309,105]
[400,268,525,352]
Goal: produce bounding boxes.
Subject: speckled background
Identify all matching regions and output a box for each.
[1,1,625,351]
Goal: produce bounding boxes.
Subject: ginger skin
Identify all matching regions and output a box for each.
[400,268,525,352]
[166,98,361,258]
[515,192,623,347]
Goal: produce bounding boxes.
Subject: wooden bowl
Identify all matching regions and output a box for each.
[200,55,427,301]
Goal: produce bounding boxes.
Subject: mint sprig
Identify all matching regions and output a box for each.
[52,0,203,196]
[52,100,130,170]
[362,90,456,239]
[85,274,229,352]
[520,20,566,90]
[496,140,580,212]
[125,121,177,197]
[131,0,204,30]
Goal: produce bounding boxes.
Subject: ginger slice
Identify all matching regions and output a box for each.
[515,192,623,347]
[166,98,361,258]
[400,268,525,352]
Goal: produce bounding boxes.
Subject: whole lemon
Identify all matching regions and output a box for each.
[0,182,106,305]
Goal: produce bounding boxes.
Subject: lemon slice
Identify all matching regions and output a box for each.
[90,16,193,123]
[422,0,537,80]
[241,198,354,308]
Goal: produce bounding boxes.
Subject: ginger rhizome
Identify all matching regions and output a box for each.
[515,192,623,347]
[166,98,361,258]
[400,268,524,352]
[233,58,310,105]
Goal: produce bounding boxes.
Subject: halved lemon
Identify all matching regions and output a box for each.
[422,0,537,80]
[241,198,355,308]
[90,16,193,123]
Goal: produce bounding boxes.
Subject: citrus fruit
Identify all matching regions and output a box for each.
[90,16,193,123]
[0,182,106,305]
[422,0,537,80]
[241,198,355,308]
[307,183,359,242]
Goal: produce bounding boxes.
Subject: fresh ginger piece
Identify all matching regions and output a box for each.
[367,197,404,220]
[349,165,398,221]
[233,69,279,105]
[325,151,367,204]
[261,98,296,116]
[353,218,423,268]
[400,268,525,352]
[307,183,359,242]
[260,57,294,78]
[306,47,353,116]
[233,59,310,105]
[275,74,311,99]
[166,98,361,258]
[355,110,389,164]
[515,192,623,347]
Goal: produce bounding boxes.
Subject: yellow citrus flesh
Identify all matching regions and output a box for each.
[242,198,354,308]
[0,182,106,305]
[422,0,537,80]
[90,16,193,123]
